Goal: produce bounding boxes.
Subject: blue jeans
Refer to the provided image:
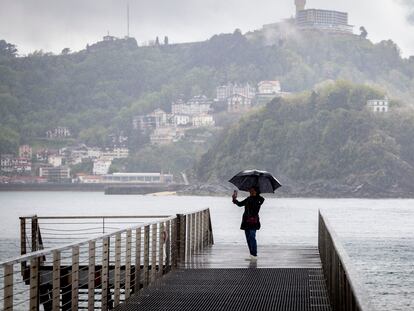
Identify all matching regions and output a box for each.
[244,229,257,256]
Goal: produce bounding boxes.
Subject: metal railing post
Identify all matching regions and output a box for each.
[101,237,110,311]
[87,242,95,311]
[134,228,141,292]
[176,214,186,265]
[165,220,171,272]
[151,224,157,282]
[158,222,164,277]
[114,233,121,307]
[20,217,27,276]
[125,230,132,299]
[29,258,39,311]
[143,225,150,287]
[31,216,38,252]
[52,250,61,311]
[171,218,178,269]
[4,264,13,311]
[71,246,79,310]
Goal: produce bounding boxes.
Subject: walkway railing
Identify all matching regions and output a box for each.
[318,211,374,311]
[19,215,172,254]
[1,208,213,310]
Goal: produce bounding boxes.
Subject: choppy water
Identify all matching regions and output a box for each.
[0,192,413,310]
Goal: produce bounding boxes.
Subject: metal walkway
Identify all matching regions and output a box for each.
[117,244,332,311]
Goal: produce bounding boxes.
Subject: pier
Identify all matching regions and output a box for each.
[0,209,373,310]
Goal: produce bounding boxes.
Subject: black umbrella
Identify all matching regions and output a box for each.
[229,169,281,193]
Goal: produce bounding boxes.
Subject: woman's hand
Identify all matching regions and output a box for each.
[232,190,237,200]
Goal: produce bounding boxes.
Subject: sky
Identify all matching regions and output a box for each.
[0,0,414,57]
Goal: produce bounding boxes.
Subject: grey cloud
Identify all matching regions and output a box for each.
[398,0,414,23]
[0,0,413,56]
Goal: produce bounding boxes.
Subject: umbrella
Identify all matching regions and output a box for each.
[229,169,281,193]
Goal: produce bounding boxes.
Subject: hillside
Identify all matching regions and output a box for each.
[1,26,414,154]
[195,81,414,197]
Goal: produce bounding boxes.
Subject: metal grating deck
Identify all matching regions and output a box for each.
[117,268,332,311]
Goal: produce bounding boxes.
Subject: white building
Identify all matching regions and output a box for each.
[48,155,63,167]
[19,145,32,159]
[367,99,389,113]
[172,97,212,116]
[151,109,170,127]
[46,127,71,139]
[257,81,281,94]
[87,148,102,158]
[192,114,215,127]
[227,94,252,113]
[150,128,183,145]
[0,154,33,173]
[102,172,173,184]
[173,114,191,126]
[39,166,70,182]
[133,109,170,132]
[102,148,129,159]
[93,159,112,175]
[216,83,256,101]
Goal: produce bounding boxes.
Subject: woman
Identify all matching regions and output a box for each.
[232,187,265,260]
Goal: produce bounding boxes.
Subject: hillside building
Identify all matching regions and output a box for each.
[48,155,63,167]
[1,155,32,173]
[172,97,212,115]
[216,83,256,102]
[367,99,389,113]
[192,114,215,127]
[102,148,129,159]
[133,109,170,132]
[227,94,252,113]
[257,81,281,94]
[19,145,32,159]
[39,166,70,183]
[150,127,184,145]
[173,114,191,126]
[46,127,71,139]
[93,159,112,175]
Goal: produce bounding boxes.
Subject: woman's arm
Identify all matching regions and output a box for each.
[233,197,247,207]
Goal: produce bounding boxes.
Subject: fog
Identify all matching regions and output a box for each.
[0,0,413,56]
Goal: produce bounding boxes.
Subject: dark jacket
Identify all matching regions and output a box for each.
[233,195,265,230]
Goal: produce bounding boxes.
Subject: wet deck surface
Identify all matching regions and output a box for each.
[182,243,322,269]
[118,244,332,311]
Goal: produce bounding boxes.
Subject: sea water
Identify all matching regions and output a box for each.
[0,192,412,310]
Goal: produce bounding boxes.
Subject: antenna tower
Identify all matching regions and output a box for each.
[127,3,130,37]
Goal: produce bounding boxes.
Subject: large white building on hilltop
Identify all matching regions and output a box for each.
[295,0,353,34]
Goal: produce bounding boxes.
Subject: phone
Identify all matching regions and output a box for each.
[233,190,237,196]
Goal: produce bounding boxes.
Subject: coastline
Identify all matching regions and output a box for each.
[0,182,412,198]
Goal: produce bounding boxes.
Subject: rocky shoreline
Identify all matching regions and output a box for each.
[178,181,414,198]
